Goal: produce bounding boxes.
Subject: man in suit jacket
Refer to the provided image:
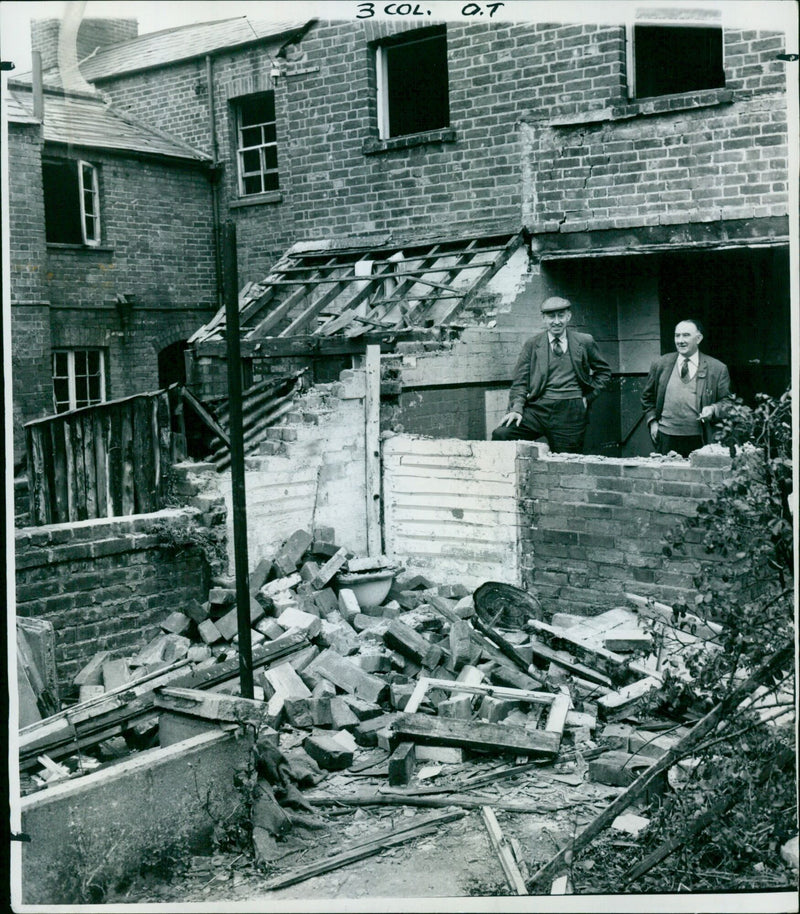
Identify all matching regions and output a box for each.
[641,318,732,458]
[491,296,612,453]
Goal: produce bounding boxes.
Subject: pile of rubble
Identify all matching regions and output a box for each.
[18,527,796,894]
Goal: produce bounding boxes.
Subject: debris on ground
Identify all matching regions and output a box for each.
[17,528,797,899]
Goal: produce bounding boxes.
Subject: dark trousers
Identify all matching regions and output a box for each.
[655,431,704,459]
[492,398,587,454]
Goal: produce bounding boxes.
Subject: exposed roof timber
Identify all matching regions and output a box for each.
[532,217,789,259]
[190,231,524,348]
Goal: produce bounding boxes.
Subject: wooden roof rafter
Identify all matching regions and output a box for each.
[189,231,524,349]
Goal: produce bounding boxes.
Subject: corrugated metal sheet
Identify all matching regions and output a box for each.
[191,232,525,346]
[8,87,210,161]
[26,17,310,87]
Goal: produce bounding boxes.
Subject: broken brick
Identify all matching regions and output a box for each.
[303,733,354,770]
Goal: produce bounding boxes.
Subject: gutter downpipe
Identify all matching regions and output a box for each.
[206,55,223,308]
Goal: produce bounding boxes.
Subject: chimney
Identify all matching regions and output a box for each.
[30,16,138,73]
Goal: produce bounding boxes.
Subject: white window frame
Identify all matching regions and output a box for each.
[626,7,724,100]
[78,160,101,246]
[52,349,106,413]
[235,94,279,197]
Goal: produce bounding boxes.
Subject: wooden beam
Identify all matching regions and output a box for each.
[525,643,794,890]
[404,677,555,715]
[481,806,529,895]
[262,809,464,891]
[364,344,382,556]
[393,712,561,757]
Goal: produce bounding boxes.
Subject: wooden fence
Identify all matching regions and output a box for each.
[25,389,175,526]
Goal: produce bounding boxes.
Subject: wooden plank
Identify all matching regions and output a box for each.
[481,806,529,895]
[243,257,338,337]
[108,404,123,516]
[409,677,555,709]
[527,618,634,680]
[69,415,87,521]
[364,343,382,556]
[394,713,561,757]
[525,644,794,891]
[155,391,172,502]
[82,412,98,519]
[119,401,135,515]
[131,396,156,513]
[544,692,571,736]
[91,409,109,518]
[262,810,464,891]
[27,426,49,525]
[624,592,723,641]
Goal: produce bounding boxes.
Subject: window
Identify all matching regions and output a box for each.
[235,92,279,196]
[42,159,101,245]
[52,349,106,413]
[376,26,449,139]
[628,14,724,99]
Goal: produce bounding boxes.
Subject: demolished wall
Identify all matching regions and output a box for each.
[14,500,225,694]
[187,369,371,568]
[382,435,731,609]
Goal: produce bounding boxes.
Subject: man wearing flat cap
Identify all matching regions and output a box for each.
[492,296,611,453]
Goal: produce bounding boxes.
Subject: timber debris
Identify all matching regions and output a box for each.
[18,532,792,895]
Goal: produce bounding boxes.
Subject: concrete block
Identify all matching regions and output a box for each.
[313,587,339,617]
[612,813,651,836]
[309,697,334,727]
[284,697,313,729]
[276,607,322,639]
[318,618,360,656]
[79,684,106,702]
[311,547,349,589]
[389,682,416,710]
[456,665,485,686]
[197,619,222,644]
[273,529,313,577]
[215,599,265,641]
[249,558,274,595]
[102,658,132,691]
[263,662,312,700]
[356,650,392,673]
[453,596,475,619]
[255,617,285,640]
[329,697,359,729]
[599,723,634,751]
[303,733,353,770]
[184,600,210,623]
[73,652,111,687]
[261,573,301,598]
[388,742,416,786]
[438,694,473,719]
[603,630,653,653]
[19,730,249,905]
[208,587,236,607]
[415,744,464,764]
[338,588,361,623]
[588,750,653,787]
[160,612,191,636]
[478,695,518,723]
[186,645,212,663]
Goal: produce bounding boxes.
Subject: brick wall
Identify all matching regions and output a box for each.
[519,448,731,614]
[92,18,789,286]
[31,18,138,71]
[14,500,224,694]
[189,367,371,568]
[382,434,731,608]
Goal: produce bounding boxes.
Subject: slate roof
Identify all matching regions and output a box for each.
[23,16,312,88]
[7,86,210,162]
[190,231,525,347]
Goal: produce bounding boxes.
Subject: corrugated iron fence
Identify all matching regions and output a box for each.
[25,389,175,525]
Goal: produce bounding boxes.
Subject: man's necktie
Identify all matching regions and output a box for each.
[552,338,563,356]
[680,357,689,380]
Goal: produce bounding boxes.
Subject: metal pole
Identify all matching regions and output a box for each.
[222,222,253,698]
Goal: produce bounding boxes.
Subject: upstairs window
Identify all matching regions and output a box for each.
[235,92,279,196]
[376,26,449,139]
[628,11,724,99]
[42,159,101,245]
[52,349,106,413]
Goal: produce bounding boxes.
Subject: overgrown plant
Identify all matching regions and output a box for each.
[576,389,796,894]
[147,514,228,578]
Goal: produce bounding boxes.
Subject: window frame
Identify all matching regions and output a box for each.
[234,92,280,198]
[375,26,450,141]
[78,160,101,246]
[52,348,107,413]
[626,8,724,100]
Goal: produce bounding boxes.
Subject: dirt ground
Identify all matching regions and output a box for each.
[110,762,626,905]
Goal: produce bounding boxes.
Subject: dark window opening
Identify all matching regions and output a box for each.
[379,27,449,138]
[42,159,100,244]
[633,24,724,98]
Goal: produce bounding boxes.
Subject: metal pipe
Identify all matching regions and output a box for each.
[32,51,44,121]
[206,55,223,309]
[222,222,253,699]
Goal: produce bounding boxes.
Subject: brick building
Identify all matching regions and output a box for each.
[7,6,794,460]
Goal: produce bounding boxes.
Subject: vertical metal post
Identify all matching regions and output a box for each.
[222,222,253,698]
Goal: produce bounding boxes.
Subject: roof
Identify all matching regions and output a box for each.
[7,86,211,162]
[190,231,525,349]
[3,88,39,124]
[27,17,312,87]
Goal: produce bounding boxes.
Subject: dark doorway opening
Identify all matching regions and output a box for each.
[158,340,190,388]
[658,247,790,406]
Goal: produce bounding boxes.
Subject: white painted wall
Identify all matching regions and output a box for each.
[383,435,521,589]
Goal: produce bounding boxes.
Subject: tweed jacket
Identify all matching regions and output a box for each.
[641,351,732,445]
[507,329,612,414]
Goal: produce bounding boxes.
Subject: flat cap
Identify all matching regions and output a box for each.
[540,296,572,313]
